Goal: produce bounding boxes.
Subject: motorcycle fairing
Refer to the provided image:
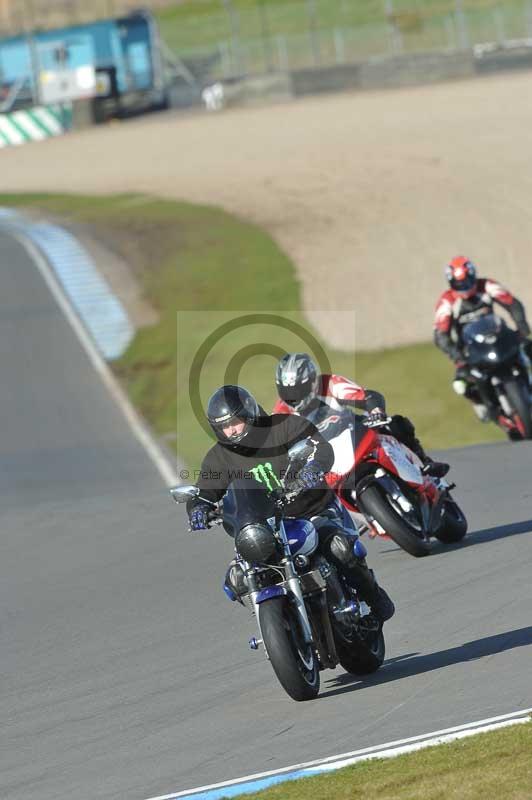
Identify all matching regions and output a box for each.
[327,426,357,478]
[376,435,424,486]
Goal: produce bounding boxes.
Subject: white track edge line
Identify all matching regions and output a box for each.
[10,230,178,488]
[305,718,531,772]
[147,708,532,800]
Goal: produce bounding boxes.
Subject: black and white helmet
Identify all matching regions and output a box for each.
[207,385,259,445]
[275,353,319,412]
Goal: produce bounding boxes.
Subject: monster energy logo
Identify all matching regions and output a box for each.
[250,462,282,492]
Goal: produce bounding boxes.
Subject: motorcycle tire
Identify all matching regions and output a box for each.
[358,484,431,558]
[335,626,385,675]
[259,597,320,701]
[434,497,468,543]
[503,380,532,439]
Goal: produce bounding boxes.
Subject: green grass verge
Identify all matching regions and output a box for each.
[234,721,532,800]
[0,192,504,468]
[156,0,527,54]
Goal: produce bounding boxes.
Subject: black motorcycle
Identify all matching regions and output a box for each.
[171,440,385,701]
[461,314,532,440]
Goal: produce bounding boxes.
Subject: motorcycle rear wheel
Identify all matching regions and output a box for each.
[335,625,385,675]
[358,485,431,557]
[259,597,320,701]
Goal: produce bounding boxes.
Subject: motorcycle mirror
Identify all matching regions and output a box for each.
[287,438,314,463]
[170,485,199,503]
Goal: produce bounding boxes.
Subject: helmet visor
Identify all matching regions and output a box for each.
[278,380,315,409]
[450,273,476,293]
[212,414,250,443]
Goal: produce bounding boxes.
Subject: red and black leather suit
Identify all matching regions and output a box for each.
[433,278,531,363]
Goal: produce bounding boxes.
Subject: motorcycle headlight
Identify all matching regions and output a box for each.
[235,523,277,563]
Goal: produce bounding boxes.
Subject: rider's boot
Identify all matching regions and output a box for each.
[349,563,396,623]
[472,403,490,423]
[391,415,449,478]
[328,533,395,622]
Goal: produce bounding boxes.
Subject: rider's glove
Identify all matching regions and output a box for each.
[296,461,324,490]
[188,504,211,531]
[368,408,388,425]
[449,347,462,363]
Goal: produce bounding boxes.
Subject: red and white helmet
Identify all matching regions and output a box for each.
[445,256,478,298]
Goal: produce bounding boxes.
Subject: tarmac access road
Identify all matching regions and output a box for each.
[1,230,531,800]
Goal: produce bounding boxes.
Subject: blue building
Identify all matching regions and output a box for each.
[0,10,166,117]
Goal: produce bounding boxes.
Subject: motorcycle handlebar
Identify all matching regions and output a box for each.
[363,415,392,429]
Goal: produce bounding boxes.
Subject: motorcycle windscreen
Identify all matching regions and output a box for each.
[222,478,276,538]
[463,314,501,345]
[463,314,520,364]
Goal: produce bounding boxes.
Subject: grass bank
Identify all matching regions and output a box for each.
[235,720,532,800]
[156,0,526,52]
[0,192,503,468]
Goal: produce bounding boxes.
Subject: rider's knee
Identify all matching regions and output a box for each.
[389,414,416,440]
[328,531,366,567]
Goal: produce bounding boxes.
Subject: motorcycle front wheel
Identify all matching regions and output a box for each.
[358,484,431,558]
[259,597,320,701]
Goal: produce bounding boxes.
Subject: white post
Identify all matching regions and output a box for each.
[493,7,506,44]
[454,0,469,50]
[333,27,346,64]
[526,0,532,38]
[444,15,457,51]
[275,34,288,72]
[384,0,403,55]
[218,41,232,78]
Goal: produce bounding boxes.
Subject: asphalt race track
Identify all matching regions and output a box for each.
[1,230,531,800]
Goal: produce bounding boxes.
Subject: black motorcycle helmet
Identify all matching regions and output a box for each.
[207,385,259,445]
[275,352,319,412]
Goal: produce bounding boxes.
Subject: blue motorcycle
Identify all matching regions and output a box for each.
[171,441,385,701]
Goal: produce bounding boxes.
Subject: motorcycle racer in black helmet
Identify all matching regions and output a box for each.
[207,384,260,444]
[186,384,395,622]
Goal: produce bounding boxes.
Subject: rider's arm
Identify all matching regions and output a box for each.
[433,293,460,360]
[357,389,387,414]
[186,446,229,514]
[486,279,531,338]
[433,328,461,361]
[325,374,386,413]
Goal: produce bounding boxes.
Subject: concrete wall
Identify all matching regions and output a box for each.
[358,51,475,90]
[213,46,532,109]
[475,48,532,75]
[292,51,476,97]
[291,63,361,96]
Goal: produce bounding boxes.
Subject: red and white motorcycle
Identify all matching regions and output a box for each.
[310,405,467,558]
